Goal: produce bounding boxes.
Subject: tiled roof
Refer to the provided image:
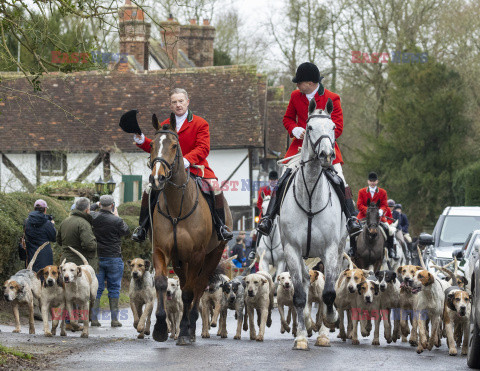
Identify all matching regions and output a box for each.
[0,65,265,152]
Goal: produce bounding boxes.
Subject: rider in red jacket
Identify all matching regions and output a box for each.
[257,171,278,218]
[128,88,232,242]
[257,62,361,240]
[349,172,397,259]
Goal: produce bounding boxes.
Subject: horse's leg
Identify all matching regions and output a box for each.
[152,250,169,342]
[277,258,286,276]
[177,288,194,346]
[322,244,340,325]
[285,243,309,350]
[188,300,199,342]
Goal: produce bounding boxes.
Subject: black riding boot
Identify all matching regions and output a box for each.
[386,234,398,260]
[213,193,233,241]
[132,190,157,243]
[324,168,362,238]
[257,168,293,236]
[348,235,357,258]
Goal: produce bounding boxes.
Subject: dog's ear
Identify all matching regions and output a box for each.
[241,280,246,288]
[374,271,381,279]
[343,269,350,276]
[396,266,403,275]
[77,267,82,277]
[373,282,379,295]
[391,272,397,281]
[425,272,434,286]
[461,276,468,287]
[57,272,64,286]
[36,269,44,280]
[447,291,457,311]
[261,278,267,285]
[356,283,363,295]
[277,275,281,282]
[144,260,151,271]
[126,260,132,268]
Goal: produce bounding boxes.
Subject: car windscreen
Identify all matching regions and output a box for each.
[439,215,480,247]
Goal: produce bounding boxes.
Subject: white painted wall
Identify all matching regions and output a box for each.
[0,149,256,207]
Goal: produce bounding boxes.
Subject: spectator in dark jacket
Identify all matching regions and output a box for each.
[230,236,246,267]
[90,195,130,327]
[24,199,56,272]
[394,204,409,234]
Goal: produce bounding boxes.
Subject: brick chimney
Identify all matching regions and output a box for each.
[179,19,215,67]
[119,0,151,71]
[159,17,181,66]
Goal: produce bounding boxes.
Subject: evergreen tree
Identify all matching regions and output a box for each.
[357,60,471,232]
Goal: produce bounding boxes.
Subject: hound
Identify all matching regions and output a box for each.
[375,270,401,342]
[127,258,156,339]
[411,267,451,353]
[244,264,274,342]
[276,272,297,337]
[165,277,183,340]
[444,286,471,356]
[36,264,66,337]
[219,276,247,339]
[3,242,48,334]
[200,272,230,338]
[307,269,330,347]
[351,278,382,345]
[61,247,99,338]
[334,254,369,341]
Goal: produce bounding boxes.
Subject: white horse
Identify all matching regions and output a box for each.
[384,221,407,271]
[257,195,286,277]
[279,98,347,350]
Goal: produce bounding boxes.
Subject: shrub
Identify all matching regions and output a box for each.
[36,180,95,199]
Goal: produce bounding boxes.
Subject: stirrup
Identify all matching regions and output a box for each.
[218,226,233,241]
[257,217,273,236]
[131,226,146,242]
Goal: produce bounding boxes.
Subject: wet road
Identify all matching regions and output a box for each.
[0,306,470,370]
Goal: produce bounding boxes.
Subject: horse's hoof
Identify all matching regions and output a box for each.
[190,334,196,343]
[152,322,169,342]
[315,335,330,347]
[293,338,309,350]
[176,336,191,346]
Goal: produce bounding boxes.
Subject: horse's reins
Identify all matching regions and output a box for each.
[149,129,200,270]
[262,222,281,266]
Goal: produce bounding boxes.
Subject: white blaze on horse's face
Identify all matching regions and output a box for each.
[306,109,336,166]
[261,195,271,216]
[152,134,166,187]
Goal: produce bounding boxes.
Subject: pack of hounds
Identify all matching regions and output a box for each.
[2,247,471,357]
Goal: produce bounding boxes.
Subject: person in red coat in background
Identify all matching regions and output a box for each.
[349,172,397,259]
[257,62,361,239]
[257,171,279,218]
[128,88,233,242]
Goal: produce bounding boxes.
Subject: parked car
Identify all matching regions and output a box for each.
[451,230,480,293]
[468,254,480,368]
[419,207,480,267]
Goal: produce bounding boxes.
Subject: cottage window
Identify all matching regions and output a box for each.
[39,152,65,175]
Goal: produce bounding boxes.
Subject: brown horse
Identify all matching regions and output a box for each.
[148,114,233,345]
[353,199,385,272]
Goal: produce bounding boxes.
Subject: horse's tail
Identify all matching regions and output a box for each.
[342,252,356,270]
[27,242,49,270]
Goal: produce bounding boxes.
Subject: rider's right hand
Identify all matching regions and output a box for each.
[133,133,145,144]
[292,127,305,140]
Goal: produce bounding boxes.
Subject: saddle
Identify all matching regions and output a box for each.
[191,174,216,215]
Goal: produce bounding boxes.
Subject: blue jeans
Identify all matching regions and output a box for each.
[96,257,124,299]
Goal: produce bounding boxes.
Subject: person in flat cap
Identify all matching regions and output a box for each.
[257,62,361,241]
[350,172,397,259]
[90,194,130,327]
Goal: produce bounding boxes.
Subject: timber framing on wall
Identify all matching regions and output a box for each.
[75,152,104,182]
[1,153,35,192]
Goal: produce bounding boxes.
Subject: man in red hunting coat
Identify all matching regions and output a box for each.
[349,172,397,259]
[257,171,278,218]
[257,62,361,240]
[124,88,233,242]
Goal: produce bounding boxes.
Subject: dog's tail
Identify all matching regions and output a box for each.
[342,252,358,270]
[27,242,49,270]
[67,246,89,266]
[430,262,456,282]
[417,245,427,270]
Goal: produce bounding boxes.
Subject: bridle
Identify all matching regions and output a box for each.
[148,129,186,189]
[366,206,380,240]
[303,114,335,164]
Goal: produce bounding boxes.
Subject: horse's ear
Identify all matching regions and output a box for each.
[376,200,381,207]
[152,114,160,131]
[169,113,177,132]
[325,98,333,115]
[308,98,316,114]
[367,199,371,206]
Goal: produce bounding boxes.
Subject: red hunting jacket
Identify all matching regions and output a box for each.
[356,187,392,224]
[257,185,274,217]
[283,88,344,164]
[137,112,216,179]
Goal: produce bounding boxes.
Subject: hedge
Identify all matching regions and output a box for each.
[0,194,150,282]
